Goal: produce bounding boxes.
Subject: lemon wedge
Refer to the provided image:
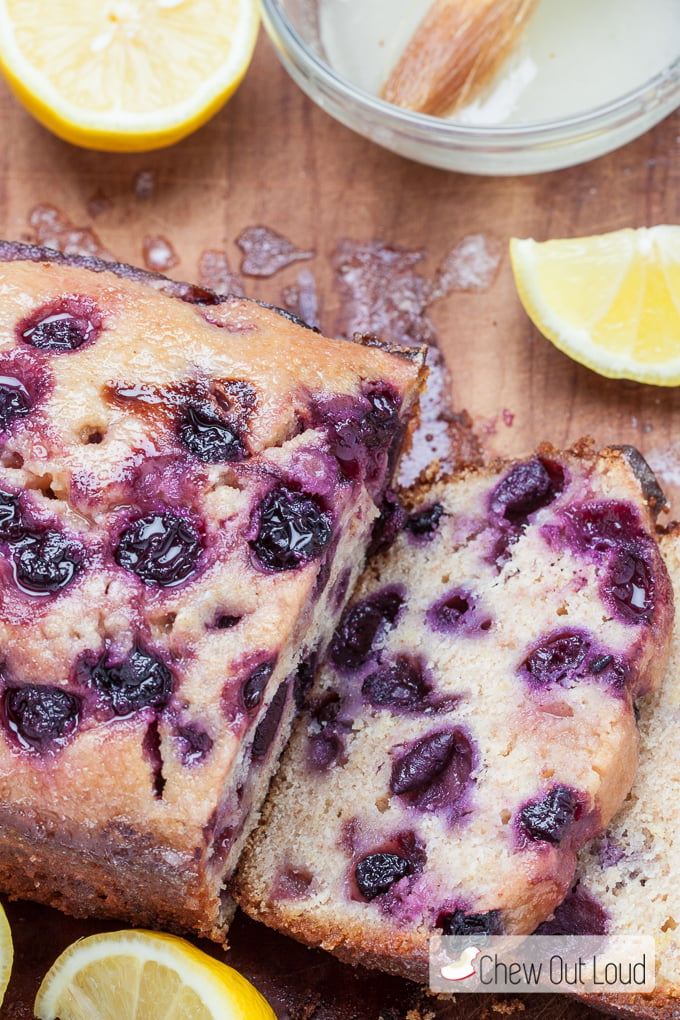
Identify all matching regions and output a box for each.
[510,226,680,386]
[34,929,276,1020]
[0,0,260,151]
[0,902,13,1008]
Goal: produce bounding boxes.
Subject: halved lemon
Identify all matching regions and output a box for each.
[0,0,260,152]
[0,902,13,1008]
[34,929,276,1020]
[510,226,680,386]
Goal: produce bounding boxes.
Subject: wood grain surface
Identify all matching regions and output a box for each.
[0,27,678,1020]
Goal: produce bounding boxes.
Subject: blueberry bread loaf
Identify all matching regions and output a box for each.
[0,242,425,942]
[234,444,673,981]
[546,526,680,1019]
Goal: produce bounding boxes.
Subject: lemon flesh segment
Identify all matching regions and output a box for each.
[510,226,680,386]
[34,929,276,1020]
[0,0,260,151]
[0,903,13,1007]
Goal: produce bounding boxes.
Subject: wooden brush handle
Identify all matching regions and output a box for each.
[381,0,537,117]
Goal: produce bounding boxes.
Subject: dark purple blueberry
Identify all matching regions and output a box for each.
[89,644,173,715]
[367,490,407,558]
[520,785,580,844]
[178,403,246,463]
[12,529,82,594]
[563,500,643,553]
[250,486,331,572]
[437,909,503,936]
[19,299,101,352]
[115,511,202,587]
[364,384,400,445]
[354,852,411,901]
[534,886,608,936]
[405,502,443,538]
[330,588,404,672]
[520,631,589,688]
[390,728,474,817]
[0,490,23,540]
[5,684,80,749]
[362,656,430,710]
[491,457,564,523]
[242,659,276,711]
[175,724,213,765]
[0,374,31,431]
[606,543,655,622]
[252,681,289,760]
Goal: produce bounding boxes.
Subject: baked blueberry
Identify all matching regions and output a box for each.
[5,684,80,750]
[250,486,332,572]
[19,298,101,352]
[115,511,202,587]
[89,644,173,715]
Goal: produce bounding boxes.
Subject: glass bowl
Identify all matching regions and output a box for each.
[259,0,680,176]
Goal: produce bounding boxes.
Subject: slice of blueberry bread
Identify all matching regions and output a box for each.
[0,242,425,942]
[542,527,680,1019]
[234,444,673,981]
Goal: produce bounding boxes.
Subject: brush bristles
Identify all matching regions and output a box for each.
[381,0,537,117]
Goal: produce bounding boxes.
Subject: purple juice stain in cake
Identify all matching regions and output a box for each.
[533,885,609,935]
[437,908,504,936]
[518,785,581,845]
[114,510,203,587]
[361,655,432,711]
[329,587,405,673]
[251,680,289,760]
[175,724,213,765]
[250,485,332,572]
[11,528,83,595]
[390,728,474,821]
[520,631,590,688]
[88,644,174,715]
[177,402,246,463]
[4,684,81,750]
[272,865,315,900]
[426,588,492,636]
[242,659,276,712]
[490,457,565,523]
[18,297,102,352]
[405,502,444,539]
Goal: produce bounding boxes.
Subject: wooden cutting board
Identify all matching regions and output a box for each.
[0,28,678,1020]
